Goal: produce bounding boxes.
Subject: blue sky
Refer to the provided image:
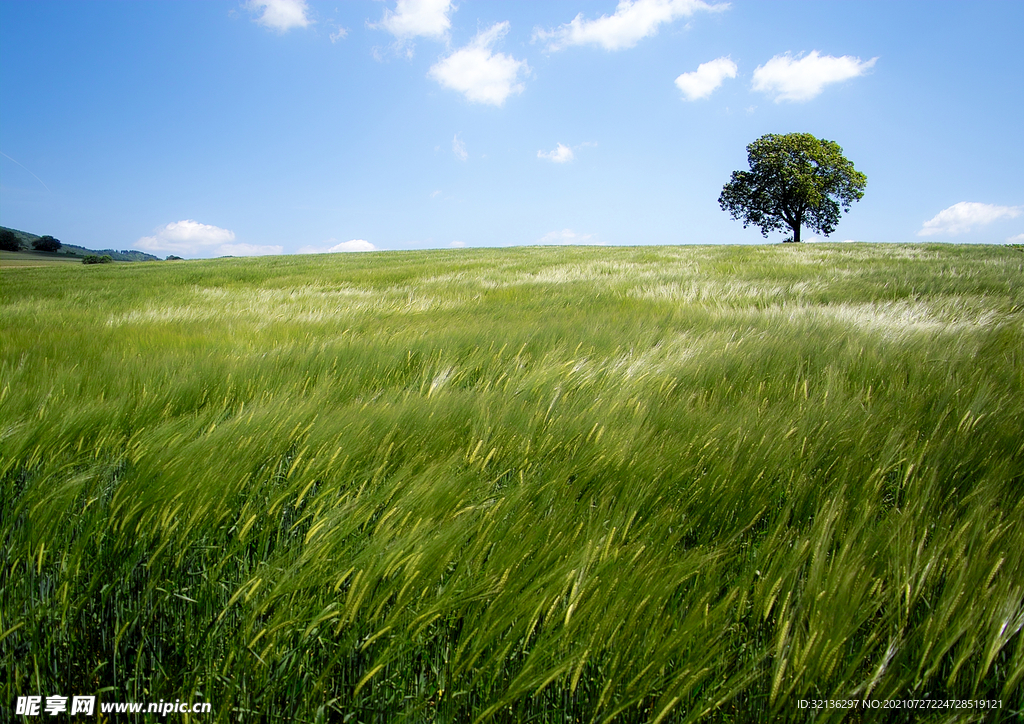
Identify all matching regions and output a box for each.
[1,0,1022,258]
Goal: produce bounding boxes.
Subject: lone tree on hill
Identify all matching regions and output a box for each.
[32,235,62,252]
[719,132,866,243]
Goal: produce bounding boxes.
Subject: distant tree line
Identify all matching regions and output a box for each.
[0,230,63,252]
[32,235,62,252]
[1,229,168,261]
[0,229,21,251]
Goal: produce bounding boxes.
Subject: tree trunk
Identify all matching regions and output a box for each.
[791,209,804,242]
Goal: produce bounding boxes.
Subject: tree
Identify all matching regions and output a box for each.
[0,229,20,251]
[719,132,866,243]
[32,235,61,252]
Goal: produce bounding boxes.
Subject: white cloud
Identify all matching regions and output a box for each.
[534,0,728,52]
[219,243,284,256]
[330,27,349,43]
[329,239,375,252]
[428,22,530,106]
[136,220,255,257]
[752,51,876,102]
[537,229,601,245]
[452,133,468,161]
[299,239,377,253]
[538,143,575,163]
[675,56,737,100]
[374,0,453,41]
[246,0,311,32]
[918,202,1022,237]
[1007,233,1024,244]
[449,240,465,248]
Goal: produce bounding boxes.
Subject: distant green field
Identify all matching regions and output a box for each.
[2,244,1023,722]
[0,249,86,267]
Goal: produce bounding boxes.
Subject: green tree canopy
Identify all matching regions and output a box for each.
[0,229,20,251]
[32,235,61,252]
[719,133,866,243]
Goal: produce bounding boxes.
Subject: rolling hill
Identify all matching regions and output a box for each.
[0,225,161,261]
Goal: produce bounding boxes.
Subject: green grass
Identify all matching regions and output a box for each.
[2,243,1023,722]
[0,250,86,267]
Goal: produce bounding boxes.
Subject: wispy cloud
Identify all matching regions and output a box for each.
[918,202,1022,237]
[299,239,377,253]
[373,0,453,41]
[752,51,876,102]
[1007,233,1024,244]
[534,0,728,52]
[452,134,468,161]
[136,220,276,258]
[449,240,466,248]
[246,0,311,32]
[538,143,575,163]
[675,56,737,100]
[537,229,600,245]
[428,22,530,106]
[330,26,349,43]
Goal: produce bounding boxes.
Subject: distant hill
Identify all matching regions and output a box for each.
[0,225,161,262]
[1,226,43,249]
[58,242,161,262]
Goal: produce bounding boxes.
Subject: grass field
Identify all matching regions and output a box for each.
[2,243,1023,722]
[0,250,88,268]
